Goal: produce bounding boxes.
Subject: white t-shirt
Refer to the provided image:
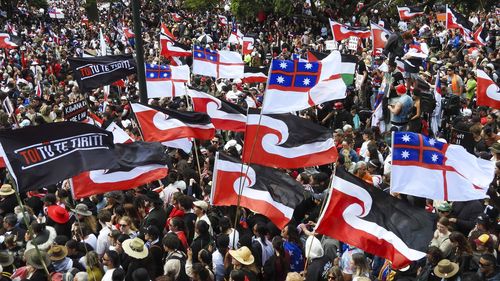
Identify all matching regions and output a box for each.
[102,268,115,281]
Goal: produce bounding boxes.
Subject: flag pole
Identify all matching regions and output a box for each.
[304,162,337,272]
[183,90,204,184]
[9,178,51,278]
[131,0,148,103]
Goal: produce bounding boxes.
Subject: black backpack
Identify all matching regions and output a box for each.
[442,95,461,116]
[420,93,436,114]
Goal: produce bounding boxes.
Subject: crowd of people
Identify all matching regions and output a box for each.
[0,0,500,281]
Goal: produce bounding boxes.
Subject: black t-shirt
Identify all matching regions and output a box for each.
[357,60,367,75]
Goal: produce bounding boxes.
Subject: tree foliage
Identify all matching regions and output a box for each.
[183,0,220,11]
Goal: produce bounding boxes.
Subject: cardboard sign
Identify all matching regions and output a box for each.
[64,100,88,122]
[450,127,475,154]
[325,40,337,50]
[348,36,359,51]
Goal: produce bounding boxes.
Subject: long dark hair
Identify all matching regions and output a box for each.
[449,231,473,255]
[272,236,288,272]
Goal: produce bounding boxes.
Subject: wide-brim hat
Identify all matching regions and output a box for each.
[229,246,254,265]
[47,205,70,224]
[71,203,92,217]
[193,200,208,212]
[433,259,459,278]
[24,248,51,269]
[0,251,14,267]
[32,229,50,246]
[122,238,149,259]
[489,142,500,153]
[0,184,15,196]
[48,245,68,261]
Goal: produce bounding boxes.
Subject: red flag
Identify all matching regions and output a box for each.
[187,89,246,132]
[242,109,338,169]
[212,153,305,229]
[329,20,370,41]
[371,22,391,56]
[397,6,424,21]
[477,69,500,109]
[0,33,18,49]
[242,37,254,56]
[218,15,228,26]
[160,23,191,57]
[131,103,215,142]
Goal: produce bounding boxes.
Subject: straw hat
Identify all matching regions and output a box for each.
[0,184,14,196]
[433,259,459,278]
[229,246,254,265]
[122,238,149,259]
[47,205,70,224]
[24,249,51,269]
[48,245,68,261]
[71,204,92,217]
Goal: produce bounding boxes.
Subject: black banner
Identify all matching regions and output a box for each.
[68,55,136,92]
[0,122,118,192]
[450,127,475,154]
[64,100,88,122]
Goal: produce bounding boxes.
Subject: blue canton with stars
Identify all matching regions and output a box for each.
[393,132,446,166]
[268,59,321,92]
[193,45,219,63]
[146,64,172,80]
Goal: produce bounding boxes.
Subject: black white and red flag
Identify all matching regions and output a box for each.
[131,103,215,142]
[188,88,246,132]
[329,20,370,41]
[446,5,473,35]
[315,168,434,269]
[242,66,268,83]
[71,141,169,199]
[473,22,489,46]
[211,152,305,229]
[397,6,424,21]
[160,23,191,57]
[0,33,18,49]
[242,109,338,169]
[0,122,117,192]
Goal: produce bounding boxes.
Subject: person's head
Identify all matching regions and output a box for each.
[118,216,136,233]
[115,234,129,254]
[327,266,344,281]
[177,195,193,212]
[169,216,185,232]
[230,270,245,281]
[112,268,126,281]
[132,268,150,281]
[162,233,181,252]
[86,251,100,269]
[402,31,413,44]
[192,262,210,281]
[437,217,450,234]
[97,209,112,225]
[351,253,369,275]
[198,249,212,266]
[449,231,472,254]
[252,222,268,240]
[193,200,208,217]
[479,253,497,276]
[195,220,210,237]
[102,250,120,269]
[3,213,17,230]
[427,246,443,265]
[281,223,300,245]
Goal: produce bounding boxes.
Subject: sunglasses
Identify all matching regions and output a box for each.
[328,276,336,280]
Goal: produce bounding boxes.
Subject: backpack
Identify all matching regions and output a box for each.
[420,93,436,114]
[442,94,461,116]
[167,254,190,281]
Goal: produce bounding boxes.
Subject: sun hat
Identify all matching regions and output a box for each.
[24,248,51,269]
[0,184,15,196]
[193,200,208,212]
[0,251,14,267]
[433,259,459,278]
[47,205,70,224]
[71,204,92,217]
[122,238,149,259]
[437,202,452,212]
[489,142,500,153]
[229,246,254,265]
[48,245,68,261]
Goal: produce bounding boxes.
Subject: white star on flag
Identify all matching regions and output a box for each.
[429,139,436,146]
[276,76,285,84]
[305,63,313,69]
[401,150,410,159]
[431,154,439,162]
[197,53,202,57]
[303,78,311,86]
[402,134,411,142]
[208,56,213,60]
[149,73,155,78]
[162,73,168,77]
[279,62,287,69]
